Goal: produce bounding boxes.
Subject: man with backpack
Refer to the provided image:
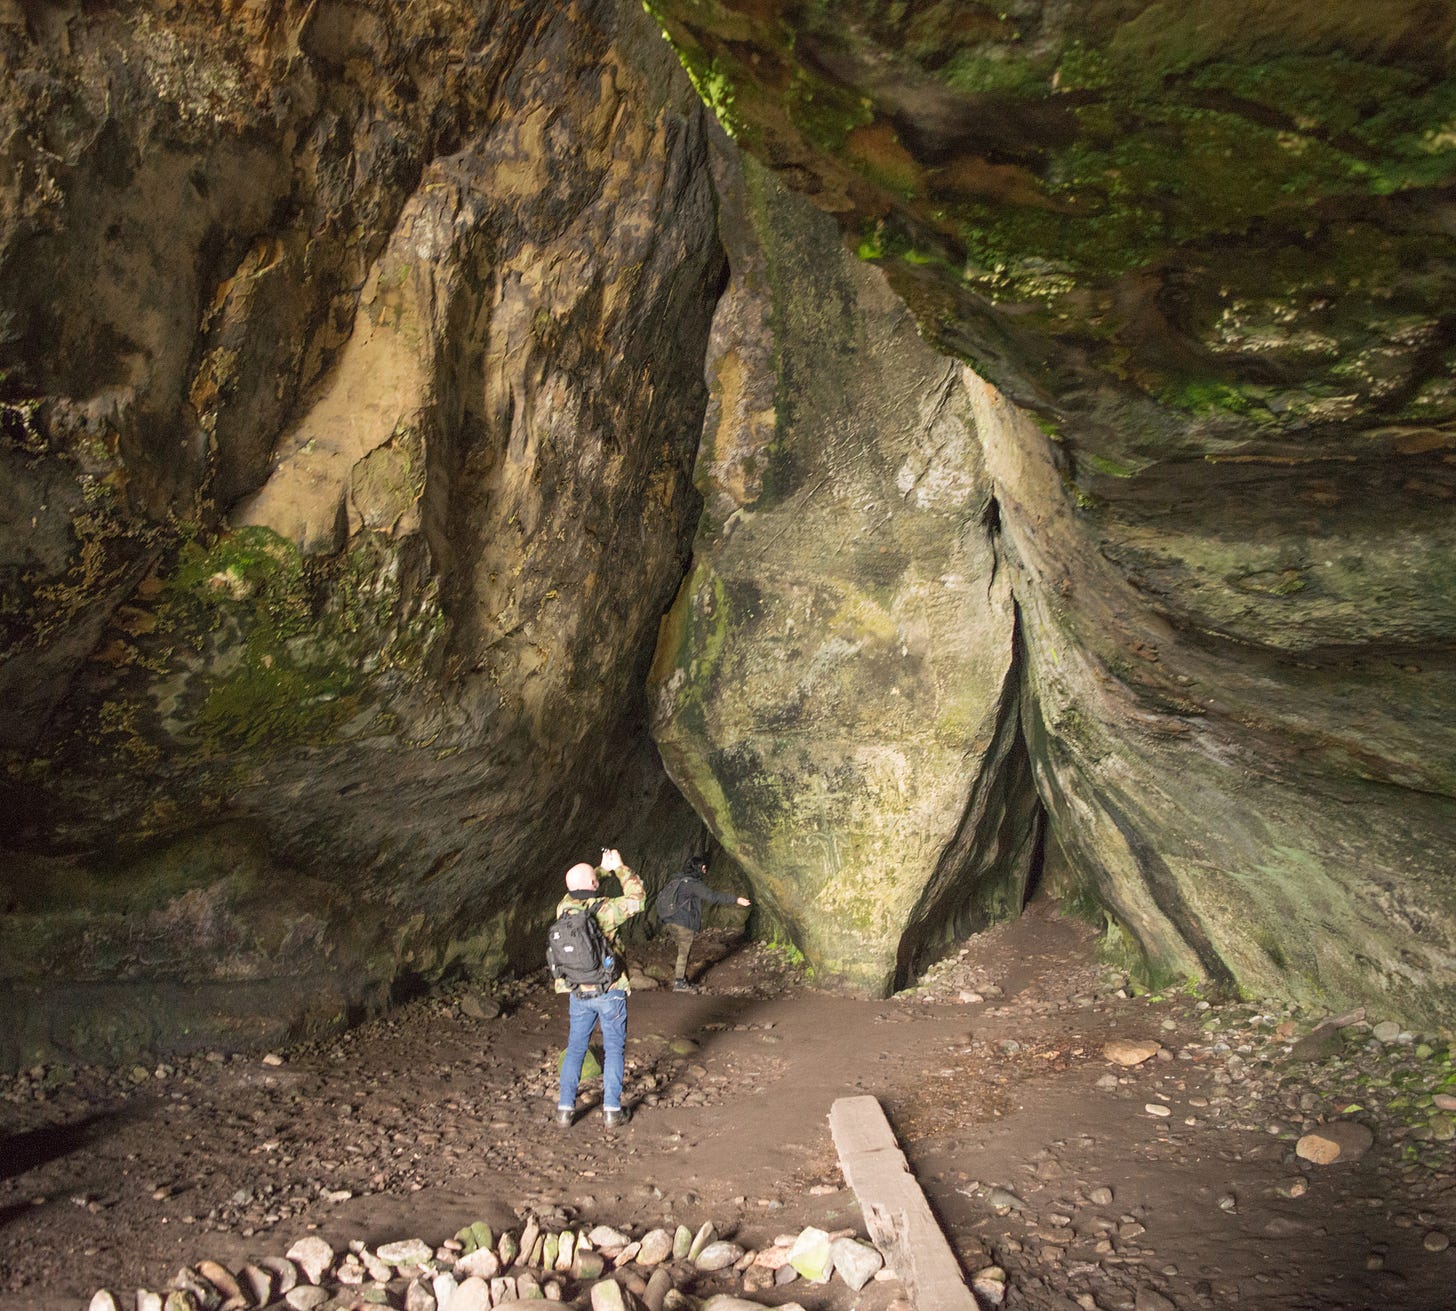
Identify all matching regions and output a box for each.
[655,853,751,993]
[548,847,644,1130]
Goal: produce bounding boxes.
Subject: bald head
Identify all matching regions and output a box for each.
[565,862,598,892]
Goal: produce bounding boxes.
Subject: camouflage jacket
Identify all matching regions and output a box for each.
[552,864,645,994]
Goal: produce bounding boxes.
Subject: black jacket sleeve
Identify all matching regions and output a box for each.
[700,884,741,907]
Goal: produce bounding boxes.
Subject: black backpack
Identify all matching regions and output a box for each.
[546,900,614,991]
[654,876,692,925]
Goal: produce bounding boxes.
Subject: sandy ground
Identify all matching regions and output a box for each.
[2,893,1454,1311]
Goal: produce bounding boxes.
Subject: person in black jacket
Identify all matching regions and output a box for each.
[655,853,751,993]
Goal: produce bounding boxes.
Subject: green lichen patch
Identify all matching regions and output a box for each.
[121,523,440,757]
[166,524,309,633]
[191,651,360,751]
[785,68,875,153]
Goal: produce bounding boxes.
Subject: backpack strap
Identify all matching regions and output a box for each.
[589,898,618,989]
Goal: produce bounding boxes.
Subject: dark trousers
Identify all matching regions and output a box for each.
[668,922,696,980]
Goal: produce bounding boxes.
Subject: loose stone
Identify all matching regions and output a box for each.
[336,1253,367,1285]
[433,1272,460,1308]
[379,1239,435,1266]
[241,1263,275,1305]
[643,1265,675,1311]
[573,1251,606,1280]
[743,1266,775,1294]
[787,1227,834,1282]
[284,1288,330,1311]
[590,1226,631,1251]
[1423,1230,1450,1252]
[970,1267,1006,1306]
[637,1229,674,1265]
[1296,1120,1374,1164]
[829,1237,883,1290]
[590,1280,628,1311]
[688,1221,717,1262]
[449,1276,493,1311]
[1104,1040,1161,1067]
[261,1256,299,1293]
[1144,1104,1172,1118]
[287,1236,335,1285]
[985,1188,1025,1213]
[694,1241,746,1272]
[196,1260,242,1301]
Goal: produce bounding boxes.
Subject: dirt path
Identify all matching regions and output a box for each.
[2,894,1453,1310]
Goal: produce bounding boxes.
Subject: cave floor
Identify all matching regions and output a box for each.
[2,893,1453,1311]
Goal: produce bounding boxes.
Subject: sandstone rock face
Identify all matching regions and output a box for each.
[651,148,1039,992]
[0,0,724,1068]
[975,372,1456,1023]
[644,1,1456,1021]
[5,0,1456,1065]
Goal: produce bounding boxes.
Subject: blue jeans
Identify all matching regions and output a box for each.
[558,988,627,1112]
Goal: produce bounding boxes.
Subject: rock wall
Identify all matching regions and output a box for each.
[0,0,724,1070]
[5,0,1455,1066]
[643,0,1456,1023]
[650,145,1041,993]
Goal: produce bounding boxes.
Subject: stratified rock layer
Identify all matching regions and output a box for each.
[644,0,1456,1021]
[0,0,724,1068]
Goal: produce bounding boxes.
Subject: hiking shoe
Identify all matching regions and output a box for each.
[554,1107,574,1129]
[671,978,698,993]
[603,1107,629,1130]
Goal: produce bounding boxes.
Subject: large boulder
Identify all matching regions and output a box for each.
[651,148,1040,992]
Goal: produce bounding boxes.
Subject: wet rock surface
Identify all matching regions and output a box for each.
[2,904,1452,1311]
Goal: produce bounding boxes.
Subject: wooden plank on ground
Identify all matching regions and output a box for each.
[829,1095,979,1311]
